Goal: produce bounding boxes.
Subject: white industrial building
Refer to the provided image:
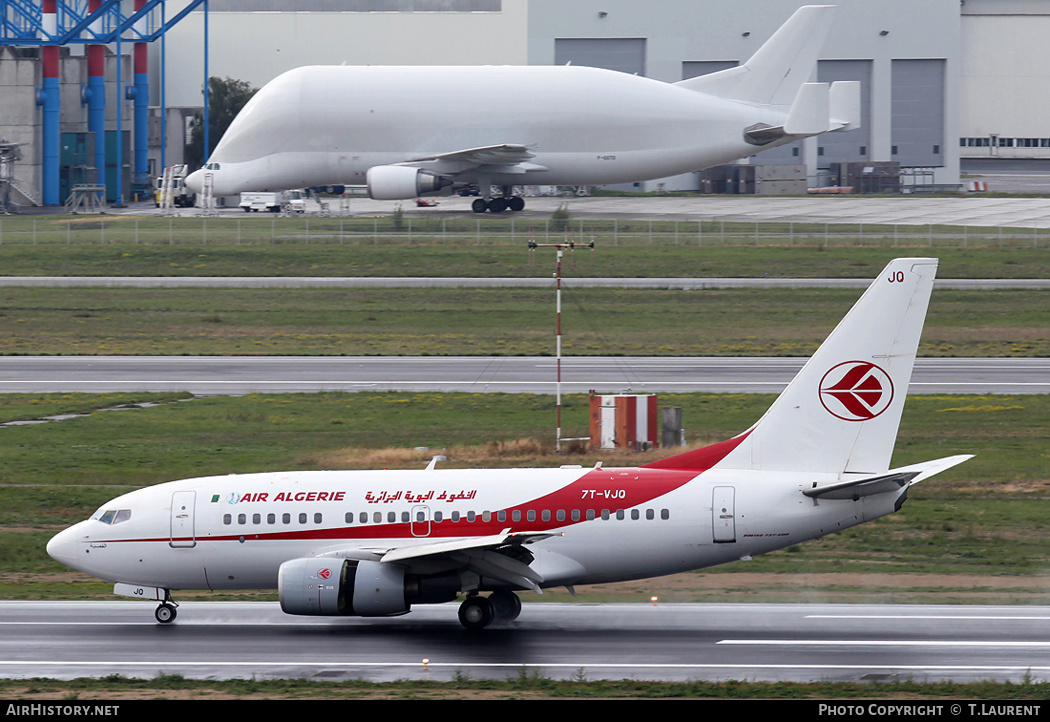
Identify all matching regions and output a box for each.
[959,0,1050,160]
[3,0,1048,207]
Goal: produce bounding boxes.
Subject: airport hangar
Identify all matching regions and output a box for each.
[1,0,1047,209]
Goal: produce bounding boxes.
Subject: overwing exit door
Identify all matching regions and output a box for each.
[411,505,431,537]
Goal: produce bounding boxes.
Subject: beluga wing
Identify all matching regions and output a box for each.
[402,144,543,174]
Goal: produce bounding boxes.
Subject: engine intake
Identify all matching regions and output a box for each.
[278,558,409,617]
[366,165,451,200]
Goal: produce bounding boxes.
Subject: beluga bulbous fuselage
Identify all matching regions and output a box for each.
[185,5,860,213]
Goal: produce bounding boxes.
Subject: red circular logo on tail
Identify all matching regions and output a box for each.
[819,361,894,421]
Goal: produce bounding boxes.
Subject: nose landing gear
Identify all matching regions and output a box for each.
[154,592,179,624]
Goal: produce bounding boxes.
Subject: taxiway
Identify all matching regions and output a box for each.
[0,356,1046,395]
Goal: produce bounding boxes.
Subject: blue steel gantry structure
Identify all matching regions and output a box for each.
[0,0,208,207]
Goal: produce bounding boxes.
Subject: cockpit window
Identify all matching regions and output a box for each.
[93,508,132,525]
[205,162,221,170]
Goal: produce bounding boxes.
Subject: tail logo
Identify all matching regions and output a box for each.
[819,361,894,421]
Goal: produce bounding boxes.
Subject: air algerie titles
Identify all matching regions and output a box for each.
[219,491,347,504]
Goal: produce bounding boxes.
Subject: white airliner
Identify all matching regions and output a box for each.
[185,5,859,212]
[47,258,970,629]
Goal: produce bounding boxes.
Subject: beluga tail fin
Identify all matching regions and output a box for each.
[675,5,837,107]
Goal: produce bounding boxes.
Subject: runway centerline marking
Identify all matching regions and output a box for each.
[718,639,1050,647]
[805,614,1050,621]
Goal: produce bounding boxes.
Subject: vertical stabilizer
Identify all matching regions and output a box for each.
[646,258,939,475]
[675,5,836,107]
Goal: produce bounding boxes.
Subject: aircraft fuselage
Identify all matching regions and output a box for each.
[195,65,788,196]
[47,464,897,593]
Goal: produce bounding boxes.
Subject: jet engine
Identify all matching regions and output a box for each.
[366,165,451,200]
[278,558,459,617]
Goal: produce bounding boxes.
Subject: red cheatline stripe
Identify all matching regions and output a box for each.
[641,431,750,470]
[91,465,707,546]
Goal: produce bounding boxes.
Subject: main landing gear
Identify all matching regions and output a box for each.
[457,590,522,630]
[471,195,525,214]
[470,184,526,214]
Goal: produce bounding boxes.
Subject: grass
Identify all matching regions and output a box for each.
[0,233,1045,357]
[0,673,1046,700]
[1,390,1046,606]
[0,285,1046,356]
[0,223,1049,278]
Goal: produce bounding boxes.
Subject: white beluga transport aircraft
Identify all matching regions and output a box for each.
[47,258,970,630]
[185,4,860,212]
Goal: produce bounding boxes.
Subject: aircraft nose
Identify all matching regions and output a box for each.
[184,169,203,194]
[46,525,83,568]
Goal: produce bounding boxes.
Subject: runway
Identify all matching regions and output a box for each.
[0,356,1045,395]
[1,601,1046,683]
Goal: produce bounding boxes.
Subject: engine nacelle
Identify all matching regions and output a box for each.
[278,558,409,617]
[366,165,450,200]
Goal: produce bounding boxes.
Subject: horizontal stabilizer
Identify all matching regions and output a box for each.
[784,82,830,136]
[803,455,973,500]
[829,80,861,131]
[744,80,858,146]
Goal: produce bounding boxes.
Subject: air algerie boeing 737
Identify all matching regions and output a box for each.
[185,5,860,213]
[47,258,970,630]
[49,258,965,625]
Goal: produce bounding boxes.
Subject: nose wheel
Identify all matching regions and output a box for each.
[154,593,178,624]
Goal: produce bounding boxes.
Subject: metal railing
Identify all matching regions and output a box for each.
[0,214,1047,250]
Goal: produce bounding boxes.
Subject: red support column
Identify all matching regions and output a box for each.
[86,0,107,190]
[39,0,61,205]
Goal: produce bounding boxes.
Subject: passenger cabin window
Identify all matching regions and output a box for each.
[216,498,673,529]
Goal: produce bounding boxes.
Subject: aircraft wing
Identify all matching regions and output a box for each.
[400,144,547,175]
[803,455,973,500]
[316,529,561,592]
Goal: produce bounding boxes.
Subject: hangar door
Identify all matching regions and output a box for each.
[891,59,945,168]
